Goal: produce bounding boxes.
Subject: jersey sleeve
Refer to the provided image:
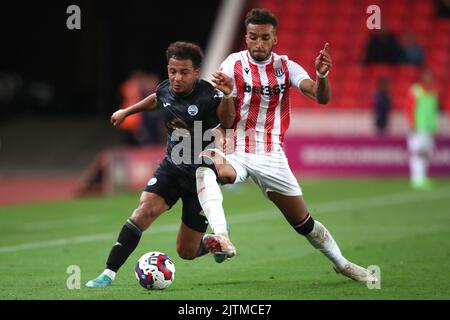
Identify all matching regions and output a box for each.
[216,54,238,98]
[287,59,311,92]
[155,80,169,109]
[153,92,161,109]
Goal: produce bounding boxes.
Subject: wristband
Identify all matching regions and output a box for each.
[316,70,329,78]
[223,92,233,99]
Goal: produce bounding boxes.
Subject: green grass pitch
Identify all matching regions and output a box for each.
[1,178,449,300]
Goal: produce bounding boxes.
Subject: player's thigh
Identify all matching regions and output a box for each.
[133,163,181,230]
[268,192,310,226]
[180,193,209,233]
[131,192,170,230]
[176,222,205,260]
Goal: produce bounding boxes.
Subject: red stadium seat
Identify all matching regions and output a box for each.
[258,0,450,110]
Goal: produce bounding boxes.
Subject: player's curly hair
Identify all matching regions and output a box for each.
[245,8,278,28]
[166,41,204,69]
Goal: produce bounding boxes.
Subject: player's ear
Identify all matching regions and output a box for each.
[194,67,201,78]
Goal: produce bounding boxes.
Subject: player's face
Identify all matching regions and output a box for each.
[246,23,277,61]
[167,58,200,94]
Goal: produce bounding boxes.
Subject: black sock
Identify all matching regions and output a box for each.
[196,239,209,258]
[106,219,142,272]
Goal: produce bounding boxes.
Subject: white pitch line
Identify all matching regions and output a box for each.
[1,187,449,254]
[0,225,179,254]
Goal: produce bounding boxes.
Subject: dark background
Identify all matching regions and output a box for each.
[0,0,222,118]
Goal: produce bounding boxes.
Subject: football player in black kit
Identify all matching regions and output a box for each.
[86,41,235,287]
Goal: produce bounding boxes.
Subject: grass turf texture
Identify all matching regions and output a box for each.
[1,178,449,300]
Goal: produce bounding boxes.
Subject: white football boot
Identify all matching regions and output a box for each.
[334,262,379,283]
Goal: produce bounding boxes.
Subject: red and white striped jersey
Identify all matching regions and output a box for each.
[219,50,311,154]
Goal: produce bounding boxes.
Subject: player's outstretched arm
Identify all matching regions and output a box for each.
[300,43,332,104]
[212,71,236,128]
[111,93,157,127]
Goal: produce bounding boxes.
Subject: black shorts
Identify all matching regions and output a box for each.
[144,159,208,233]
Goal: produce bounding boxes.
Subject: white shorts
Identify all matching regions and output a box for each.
[407,132,435,155]
[210,149,302,198]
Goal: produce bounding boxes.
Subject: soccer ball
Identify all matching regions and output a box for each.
[135,251,175,290]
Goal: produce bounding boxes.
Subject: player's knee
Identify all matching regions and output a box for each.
[138,201,156,218]
[176,246,197,260]
[216,166,234,184]
[196,166,219,187]
[196,155,218,174]
[196,166,210,180]
[197,162,233,185]
[133,199,162,226]
[197,152,234,184]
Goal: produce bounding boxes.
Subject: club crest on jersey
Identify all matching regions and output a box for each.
[187,105,198,116]
[275,68,284,77]
[147,177,157,186]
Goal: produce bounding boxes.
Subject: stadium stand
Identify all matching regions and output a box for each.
[259,0,450,112]
[0,116,123,204]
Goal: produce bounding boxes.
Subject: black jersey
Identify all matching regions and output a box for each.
[155,79,220,177]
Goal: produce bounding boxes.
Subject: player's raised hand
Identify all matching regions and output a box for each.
[212,71,234,96]
[111,109,127,127]
[315,43,332,76]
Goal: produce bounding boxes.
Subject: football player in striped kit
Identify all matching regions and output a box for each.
[198,8,377,283]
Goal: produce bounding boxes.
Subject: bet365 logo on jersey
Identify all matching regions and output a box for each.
[244,82,286,96]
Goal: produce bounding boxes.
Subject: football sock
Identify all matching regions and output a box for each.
[299,217,348,270]
[106,218,142,272]
[410,154,427,183]
[101,269,116,281]
[196,239,209,257]
[196,167,229,237]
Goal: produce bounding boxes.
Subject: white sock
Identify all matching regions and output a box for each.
[305,220,348,270]
[102,269,116,280]
[196,167,229,237]
[410,155,427,183]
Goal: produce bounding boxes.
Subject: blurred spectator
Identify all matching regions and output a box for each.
[435,0,450,18]
[364,28,403,65]
[405,68,440,190]
[401,32,425,66]
[139,73,166,145]
[118,71,145,145]
[118,71,165,145]
[373,77,391,135]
